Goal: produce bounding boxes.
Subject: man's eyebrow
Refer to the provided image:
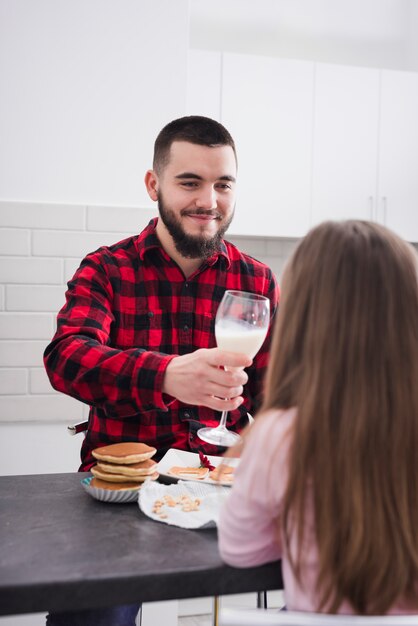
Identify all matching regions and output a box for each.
[175,172,203,180]
[175,172,236,183]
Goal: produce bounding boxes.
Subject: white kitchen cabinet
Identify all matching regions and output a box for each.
[311,63,380,226]
[187,49,418,241]
[221,53,314,238]
[312,64,418,241]
[378,69,418,242]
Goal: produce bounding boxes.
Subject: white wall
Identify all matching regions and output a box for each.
[190,0,418,71]
[0,0,188,206]
[0,0,187,474]
[405,0,418,70]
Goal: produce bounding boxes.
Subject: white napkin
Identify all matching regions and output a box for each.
[138,480,231,529]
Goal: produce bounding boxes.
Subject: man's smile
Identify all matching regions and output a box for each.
[182,210,222,221]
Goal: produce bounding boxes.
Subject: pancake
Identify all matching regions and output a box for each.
[91,465,159,483]
[92,442,156,464]
[90,477,142,491]
[208,465,235,483]
[167,466,209,480]
[96,458,157,477]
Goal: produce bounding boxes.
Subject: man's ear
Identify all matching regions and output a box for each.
[144,170,159,201]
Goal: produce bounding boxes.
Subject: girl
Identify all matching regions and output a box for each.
[218,220,418,615]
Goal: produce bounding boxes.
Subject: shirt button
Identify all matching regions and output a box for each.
[183,411,191,418]
[147,311,154,318]
[185,282,189,288]
[183,324,190,332]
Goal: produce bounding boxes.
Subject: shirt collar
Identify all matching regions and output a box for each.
[138,218,231,269]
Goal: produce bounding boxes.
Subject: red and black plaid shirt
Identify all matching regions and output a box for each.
[44,218,279,470]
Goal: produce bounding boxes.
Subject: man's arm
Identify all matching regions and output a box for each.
[44,253,176,417]
[44,253,251,418]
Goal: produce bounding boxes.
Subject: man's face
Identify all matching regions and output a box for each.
[152,141,237,259]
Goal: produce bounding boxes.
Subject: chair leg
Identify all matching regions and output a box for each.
[212,592,266,625]
[256,591,268,609]
[212,595,219,626]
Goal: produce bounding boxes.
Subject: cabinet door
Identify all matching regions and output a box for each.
[378,70,418,242]
[221,53,314,238]
[187,50,222,121]
[311,63,380,226]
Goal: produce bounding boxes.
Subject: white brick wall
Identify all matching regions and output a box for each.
[0,340,47,367]
[0,200,295,475]
[5,285,68,312]
[87,205,157,232]
[32,229,133,258]
[29,367,57,394]
[0,394,83,421]
[0,229,30,255]
[0,202,86,230]
[0,369,28,395]
[0,313,53,339]
[0,257,63,284]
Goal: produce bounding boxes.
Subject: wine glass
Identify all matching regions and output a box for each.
[197,290,270,447]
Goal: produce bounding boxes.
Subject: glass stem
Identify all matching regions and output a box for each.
[217,410,228,430]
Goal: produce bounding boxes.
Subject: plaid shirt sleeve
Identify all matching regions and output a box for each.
[44,250,176,418]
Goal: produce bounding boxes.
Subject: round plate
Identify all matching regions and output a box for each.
[81,476,140,504]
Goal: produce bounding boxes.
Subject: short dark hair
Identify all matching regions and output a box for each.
[153,115,236,173]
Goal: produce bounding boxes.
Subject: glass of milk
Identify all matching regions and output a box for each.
[197,290,270,448]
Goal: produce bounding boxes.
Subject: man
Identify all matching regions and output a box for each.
[44,115,279,473]
[43,116,278,624]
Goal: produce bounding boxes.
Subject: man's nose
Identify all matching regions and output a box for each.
[195,186,217,209]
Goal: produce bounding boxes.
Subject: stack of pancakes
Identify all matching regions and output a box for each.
[90,442,158,492]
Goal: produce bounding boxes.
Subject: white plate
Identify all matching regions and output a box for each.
[81,476,141,504]
[157,448,239,487]
[139,480,230,529]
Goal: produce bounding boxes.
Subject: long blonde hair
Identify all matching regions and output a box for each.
[262,220,418,614]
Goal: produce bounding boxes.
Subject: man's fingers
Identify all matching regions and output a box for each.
[203,395,244,412]
[208,348,253,370]
[210,365,249,387]
[206,381,244,399]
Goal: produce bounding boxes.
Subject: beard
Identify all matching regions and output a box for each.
[157,191,234,259]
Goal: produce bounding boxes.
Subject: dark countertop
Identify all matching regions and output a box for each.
[0,473,283,616]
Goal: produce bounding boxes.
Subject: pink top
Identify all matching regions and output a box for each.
[218,408,417,615]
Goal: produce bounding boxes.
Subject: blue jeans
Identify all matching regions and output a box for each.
[46,604,141,626]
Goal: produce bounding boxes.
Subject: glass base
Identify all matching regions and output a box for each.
[197,426,241,447]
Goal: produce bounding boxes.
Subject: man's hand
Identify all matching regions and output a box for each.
[162,348,252,411]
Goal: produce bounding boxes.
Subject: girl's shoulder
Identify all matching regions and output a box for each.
[251,407,296,440]
[243,407,296,466]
